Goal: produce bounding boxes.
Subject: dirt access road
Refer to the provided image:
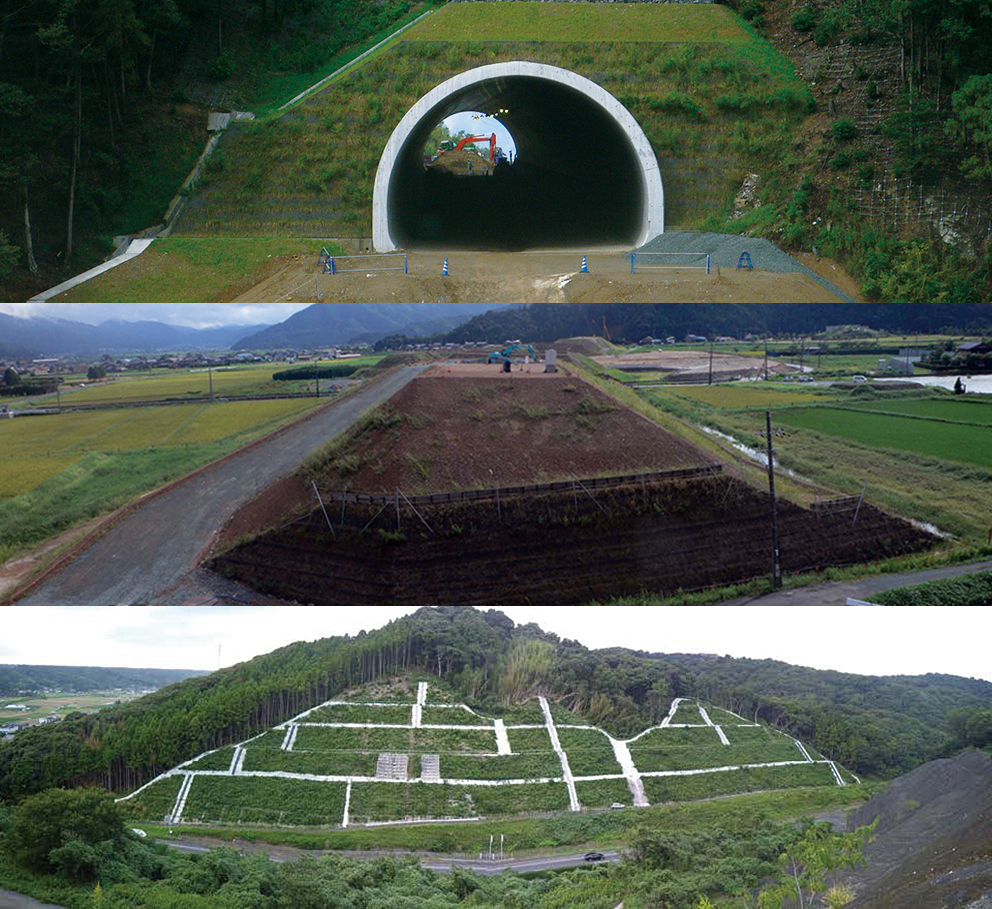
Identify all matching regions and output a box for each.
[17,366,426,606]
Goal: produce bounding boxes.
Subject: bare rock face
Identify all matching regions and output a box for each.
[730,173,761,220]
[839,751,992,908]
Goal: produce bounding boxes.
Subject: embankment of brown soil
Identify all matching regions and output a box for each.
[210,476,934,604]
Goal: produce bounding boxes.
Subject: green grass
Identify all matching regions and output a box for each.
[348,780,571,823]
[421,706,490,725]
[401,3,754,45]
[642,764,838,803]
[117,776,184,821]
[507,728,555,752]
[574,778,635,808]
[671,700,705,724]
[0,851,91,909]
[440,753,563,781]
[771,406,992,469]
[182,776,347,826]
[0,397,322,564]
[293,725,497,754]
[179,4,812,236]
[183,747,235,771]
[845,396,992,425]
[52,237,338,304]
[556,728,623,776]
[139,784,869,853]
[869,570,992,605]
[26,362,354,408]
[242,746,378,776]
[302,703,413,723]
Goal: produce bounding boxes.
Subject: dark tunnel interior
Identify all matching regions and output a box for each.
[386,77,646,250]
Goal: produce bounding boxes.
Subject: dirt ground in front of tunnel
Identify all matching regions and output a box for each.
[225,248,863,317]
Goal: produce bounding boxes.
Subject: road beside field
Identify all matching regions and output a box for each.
[18,366,426,606]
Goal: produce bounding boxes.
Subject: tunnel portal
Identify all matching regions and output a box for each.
[372,63,665,252]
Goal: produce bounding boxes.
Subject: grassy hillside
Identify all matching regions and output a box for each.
[175,3,813,237]
[2,607,988,800]
[118,686,846,827]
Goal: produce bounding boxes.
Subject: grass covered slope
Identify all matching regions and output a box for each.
[174,3,813,237]
[119,685,848,828]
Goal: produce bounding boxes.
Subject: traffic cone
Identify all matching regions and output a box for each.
[581,255,588,273]
[442,258,449,276]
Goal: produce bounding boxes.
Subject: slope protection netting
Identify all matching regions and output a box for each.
[634,231,858,306]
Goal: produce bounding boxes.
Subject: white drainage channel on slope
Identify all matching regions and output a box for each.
[539,696,579,811]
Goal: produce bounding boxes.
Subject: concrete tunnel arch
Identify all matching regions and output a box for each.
[372,62,665,252]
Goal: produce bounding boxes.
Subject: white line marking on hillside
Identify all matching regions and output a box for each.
[713,725,730,745]
[792,738,814,762]
[608,735,648,807]
[494,719,511,755]
[697,704,713,725]
[827,761,845,786]
[539,697,579,811]
[228,747,241,774]
[417,681,428,706]
[169,773,194,823]
[280,725,298,751]
[412,705,422,728]
[342,780,352,828]
[660,697,683,727]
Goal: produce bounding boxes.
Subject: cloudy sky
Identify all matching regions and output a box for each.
[0,299,303,330]
[1,605,989,683]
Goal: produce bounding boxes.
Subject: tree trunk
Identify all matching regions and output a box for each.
[66,63,81,264]
[146,29,156,91]
[23,188,38,273]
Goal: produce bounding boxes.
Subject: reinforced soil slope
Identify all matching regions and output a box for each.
[211,369,934,604]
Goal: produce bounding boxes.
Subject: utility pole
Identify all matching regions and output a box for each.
[766,411,782,588]
[708,340,714,385]
[763,341,769,381]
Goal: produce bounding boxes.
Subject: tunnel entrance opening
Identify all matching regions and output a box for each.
[374,63,664,252]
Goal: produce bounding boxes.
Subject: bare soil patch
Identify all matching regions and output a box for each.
[593,348,794,380]
[309,372,716,495]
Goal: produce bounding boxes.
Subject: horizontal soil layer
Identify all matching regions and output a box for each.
[211,476,934,604]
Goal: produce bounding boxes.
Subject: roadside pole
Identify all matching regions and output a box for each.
[766,411,782,588]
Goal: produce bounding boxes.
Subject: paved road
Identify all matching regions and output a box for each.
[0,891,66,909]
[723,559,992,605]
[21,366,425,606]
[158,837,620,874]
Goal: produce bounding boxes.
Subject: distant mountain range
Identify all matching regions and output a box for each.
[0,312,271,358]
[233,300,497,350]
[0,664,206,697]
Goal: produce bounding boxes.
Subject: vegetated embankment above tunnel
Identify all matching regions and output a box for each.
[173,4,813,240]
[210,370,934,603]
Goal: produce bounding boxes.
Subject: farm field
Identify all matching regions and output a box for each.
[0,691,146,725]
[0,395,324,562]
[19,358,381,409]
[118,688,852,828]
[770,406,992,469]
[621,368,992,546]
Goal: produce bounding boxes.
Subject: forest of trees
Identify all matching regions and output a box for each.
[0,0,417,284]
[1,606,988,801]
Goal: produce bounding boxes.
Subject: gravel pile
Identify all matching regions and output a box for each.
[634,230,859,307]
